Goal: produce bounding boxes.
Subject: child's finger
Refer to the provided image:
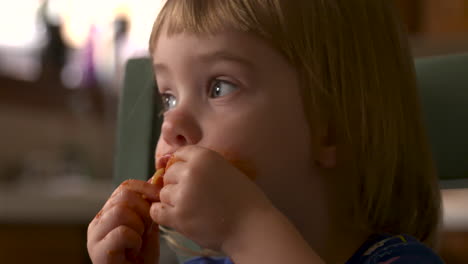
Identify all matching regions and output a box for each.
[102,187,152,221]
[173,145,204,160]
[114,179,161,202]
[97,225,143,263]
[88,190,152,241]
[92,204,146,243]
[150,202,176,229]
[159,184,177,207]
[140,222,160,263]
[174,145,224,168]
[163,162,183,186]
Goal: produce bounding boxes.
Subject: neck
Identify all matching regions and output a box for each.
[300,218,370,264]
[280,169,371,264]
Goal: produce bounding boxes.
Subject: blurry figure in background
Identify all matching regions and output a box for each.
[95,14,134,93]
[113,14,131,85]
[81,25,98,88]
[93,14,134,121]
[38,0,68,78]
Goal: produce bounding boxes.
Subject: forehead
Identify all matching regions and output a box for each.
[152,30,285,68]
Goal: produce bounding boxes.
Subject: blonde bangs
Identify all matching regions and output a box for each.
[149,0,287,55]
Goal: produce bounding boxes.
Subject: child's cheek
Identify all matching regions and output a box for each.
[219,150,257,180]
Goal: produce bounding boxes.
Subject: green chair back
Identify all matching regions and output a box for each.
[415,54,468,188]
[114,58,160,186]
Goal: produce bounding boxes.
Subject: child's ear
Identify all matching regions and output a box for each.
[315,123,336,169]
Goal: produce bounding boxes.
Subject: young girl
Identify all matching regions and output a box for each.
[87,0,444,263]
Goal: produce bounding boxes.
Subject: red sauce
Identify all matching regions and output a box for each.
[95,210,103,220]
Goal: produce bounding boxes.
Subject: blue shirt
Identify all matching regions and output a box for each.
[183,234,444,264]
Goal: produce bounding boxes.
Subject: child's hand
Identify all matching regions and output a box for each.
[87,180,161,264]
[150,146,274,251]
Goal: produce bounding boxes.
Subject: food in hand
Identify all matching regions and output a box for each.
[151,154,180,187]
[151,167,165,187]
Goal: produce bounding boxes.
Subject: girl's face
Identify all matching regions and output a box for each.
[152,30,317,210]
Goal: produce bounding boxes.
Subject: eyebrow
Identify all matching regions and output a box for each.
[153,50,255,74]
[198,50,255,70]
[153,62,170,75]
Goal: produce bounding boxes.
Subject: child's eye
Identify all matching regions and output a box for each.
[161,93,177,112]
[209,80,238,98]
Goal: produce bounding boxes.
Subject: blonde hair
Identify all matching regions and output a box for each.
[149,0,441,253]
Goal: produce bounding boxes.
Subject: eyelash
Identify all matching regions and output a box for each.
[208,79,238,98]
[157,92,174,117]
[157,106,165,117]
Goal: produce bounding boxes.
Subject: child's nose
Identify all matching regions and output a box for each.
[161,110,202,147]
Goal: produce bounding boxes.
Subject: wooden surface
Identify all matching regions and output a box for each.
[395,0,422,34]
[0,224,466,264]
[440,231,468,264]
[395,0,468,36]
[0,224,91,264]
[422,0,468,36]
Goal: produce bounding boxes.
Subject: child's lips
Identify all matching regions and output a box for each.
[152,153,180,186]
[156,153,173,170]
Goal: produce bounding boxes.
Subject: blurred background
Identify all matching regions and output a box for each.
[0,0,467,263]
